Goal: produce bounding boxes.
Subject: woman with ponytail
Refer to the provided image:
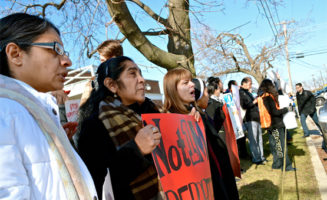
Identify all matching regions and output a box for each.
[75,56,162,199]
[258,79,295,171]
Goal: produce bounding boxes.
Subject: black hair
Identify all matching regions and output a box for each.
[207,76,220,96]
[77,56,133,129]
[258,79,279,104]
[192,78,206,101]
[0,13,60,77]
[228,80,237,90]
[295,83,302,87]
[241,77,252,86]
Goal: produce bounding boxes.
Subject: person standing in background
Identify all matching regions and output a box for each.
[80,40,123,106]
[258,79,295,171]
[296,83,323,137]
[206,77,226,135]
[97,40,123,63]
[239,77,266,165]
[227,80,249,159]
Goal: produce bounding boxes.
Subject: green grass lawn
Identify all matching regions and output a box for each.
[237,125,321,200]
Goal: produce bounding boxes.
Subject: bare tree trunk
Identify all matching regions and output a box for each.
[106,0,195,75]
[167,0,194,74]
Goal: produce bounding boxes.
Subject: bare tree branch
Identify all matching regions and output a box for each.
[105,15,117,39]
[143,29,169,36]
[212,67,253,77]
[106,0,194,73]
[23,0,67,17]
[217,33,254,67]
[86,46,98,58]
[127,0,169,27]
[194,26,284,82]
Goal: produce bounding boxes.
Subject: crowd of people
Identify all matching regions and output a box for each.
[0,13,323,200]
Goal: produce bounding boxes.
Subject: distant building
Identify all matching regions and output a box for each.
[63,65,163,105]
[143,79,163,106]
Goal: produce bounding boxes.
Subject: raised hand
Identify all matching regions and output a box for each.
[135,125,161,155]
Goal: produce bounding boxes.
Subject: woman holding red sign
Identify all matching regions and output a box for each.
[163,68,239,200]
[76,56,163,199]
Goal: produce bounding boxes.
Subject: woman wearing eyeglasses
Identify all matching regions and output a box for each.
[0,13,97,199]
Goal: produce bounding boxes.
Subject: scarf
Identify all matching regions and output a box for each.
[0,75,92,199]
[99,96,143,147]
[98,96,159,199]
[210,94,223,103]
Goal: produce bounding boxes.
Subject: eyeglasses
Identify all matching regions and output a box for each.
[20,42,69,57]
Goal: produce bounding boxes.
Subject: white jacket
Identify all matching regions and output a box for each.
[0,79,98,199]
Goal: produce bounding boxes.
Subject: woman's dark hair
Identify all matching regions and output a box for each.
[228,80,237,90]
[207,76,220,96]
[77,56,133,128]
[192,78,206,101]
[0,13,59,77]
[258,79,279,104]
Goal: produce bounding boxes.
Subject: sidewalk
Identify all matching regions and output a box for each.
[305,117,327,200]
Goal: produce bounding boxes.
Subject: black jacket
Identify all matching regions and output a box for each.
[201,113,239,200]
[206,98,225,132]
[239,87,260,122]
[296,90,316,115]
[75,98,159,200]
[263,96,288,129]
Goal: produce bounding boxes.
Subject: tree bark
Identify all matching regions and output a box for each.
[167,0,194,73]
[106,0,195,75]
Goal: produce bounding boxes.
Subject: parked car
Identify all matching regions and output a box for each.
[318,103,327,152]
[315,87,327,106]
[316,92,327,106]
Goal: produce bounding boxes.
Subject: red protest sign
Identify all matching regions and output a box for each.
[64,99,80,122]
[222,104,241,178]
[141,113,214,200]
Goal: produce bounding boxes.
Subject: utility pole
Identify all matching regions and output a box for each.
[312,74,317,90]
[277,21,295,94]
[320,70,325,87]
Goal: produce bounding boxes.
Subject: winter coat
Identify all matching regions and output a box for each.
[201,113,240,200]
[206,97,226,132]
[75,97,159,200]
[296,90,316,115]
[0,78,97,200]
[239,87,260,122]
[263,95,288,129]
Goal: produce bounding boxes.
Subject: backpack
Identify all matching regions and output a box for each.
[257,93,279,128]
